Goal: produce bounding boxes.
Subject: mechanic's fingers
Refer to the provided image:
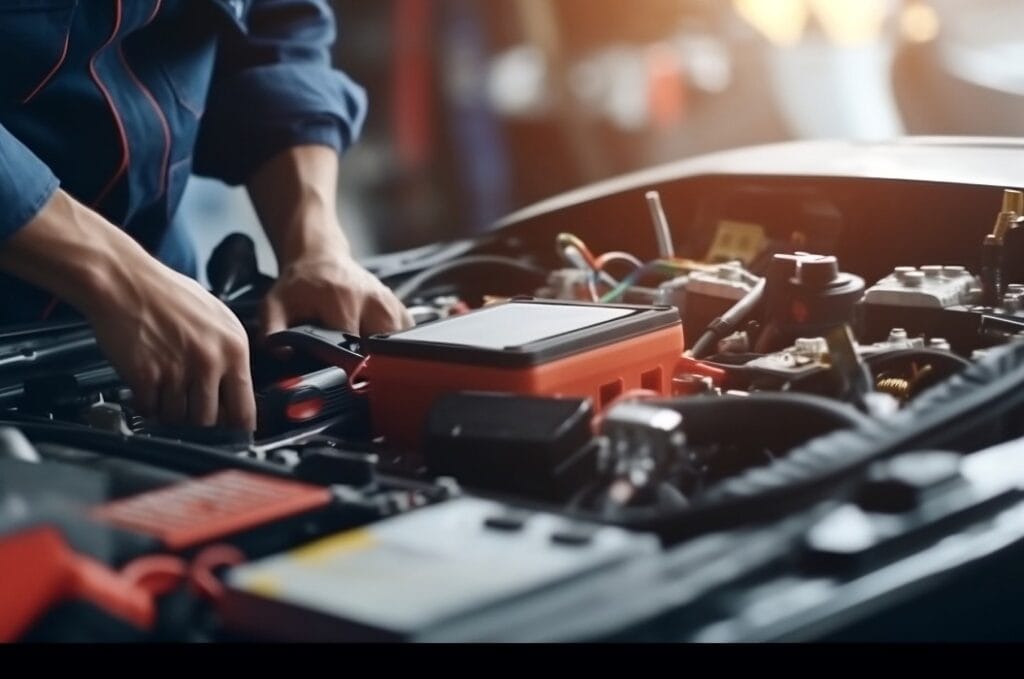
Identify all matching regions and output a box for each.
[379,297,414,333]
[261,295,289,340]
[321,296,360,336]
[360,294,414,337]
[394,302,415,331]
[158,378,188,425]
[131,372,159,417]
[220,371,257,432]
[187,375,219,428]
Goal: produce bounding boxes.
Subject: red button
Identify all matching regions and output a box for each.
[286,394,325,422]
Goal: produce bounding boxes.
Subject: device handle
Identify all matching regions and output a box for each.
[265,325,366,372]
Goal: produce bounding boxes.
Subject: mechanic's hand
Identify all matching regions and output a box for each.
[247,145,413,340]
[87,260,257,432]
[261,253,413,339]
[0,189,258,432]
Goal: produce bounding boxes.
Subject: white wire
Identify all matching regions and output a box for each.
[596,252,645,272]
[560,245,590,271]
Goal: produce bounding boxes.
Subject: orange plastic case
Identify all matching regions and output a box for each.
[92,471,332,551]
[365,300,685,450]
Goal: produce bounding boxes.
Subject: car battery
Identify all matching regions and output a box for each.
[220,497,659,642]
[364,299,684,451]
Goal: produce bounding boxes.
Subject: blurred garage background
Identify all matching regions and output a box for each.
[182,0,1024,283]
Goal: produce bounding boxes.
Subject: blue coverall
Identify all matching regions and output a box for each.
[0,0,367,324]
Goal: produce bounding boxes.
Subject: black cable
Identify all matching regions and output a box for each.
[585,341,1024,544]
[573,393,871,536]
[863,347,972,372]
[393,256,548,304]
[651,392,873,450]
[0,419,293,480]
[689,278,767,359]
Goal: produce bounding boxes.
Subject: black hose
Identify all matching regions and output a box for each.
[652,392,873,451]
[863,347,972,373]
[574,391,873,542]
[393,256,549,304]
[689,278,767,359]
[593,341,1024,543]
[0,420,293,480]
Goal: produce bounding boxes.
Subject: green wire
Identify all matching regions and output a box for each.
[600,261,677,303]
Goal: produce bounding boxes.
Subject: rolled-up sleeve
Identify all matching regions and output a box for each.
[193,0,368,185]
[0,123,60,242]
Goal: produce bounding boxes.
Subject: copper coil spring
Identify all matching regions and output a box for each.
[876,377,912,400]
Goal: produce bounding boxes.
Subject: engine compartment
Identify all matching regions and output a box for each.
[6,139,1024,642]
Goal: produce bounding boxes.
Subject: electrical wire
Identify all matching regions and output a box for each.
[189,545,246,601]
[593,252,646,302]
[688,277,767,359]
[599,261,667,303]
[393,256,548,304]
[557,235,641,302]
[561,241,598,301]
[120,544,246,603]
[594,251,645,273]
[559,243,591,273]
[556,233,599,269]
[120,556,188,598]
[349,356,372,395]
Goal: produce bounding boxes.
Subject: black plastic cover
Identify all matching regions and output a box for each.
[424,392,595,501]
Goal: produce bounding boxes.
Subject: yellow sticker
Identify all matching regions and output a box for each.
[706,220,768,265]
[290,529,376,565]
[244,574,282,597]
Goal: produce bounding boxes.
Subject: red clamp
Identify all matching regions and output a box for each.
[0,526,154,642]
[676,355,727,384]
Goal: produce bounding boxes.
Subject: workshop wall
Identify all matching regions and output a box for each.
[181,0,1024,281]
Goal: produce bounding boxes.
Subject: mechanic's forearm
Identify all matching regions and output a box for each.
[248,145,351,266]
[247,145,412,337]
[0,189,154,317]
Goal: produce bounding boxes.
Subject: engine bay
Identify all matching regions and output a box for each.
[6,139,1024,642]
